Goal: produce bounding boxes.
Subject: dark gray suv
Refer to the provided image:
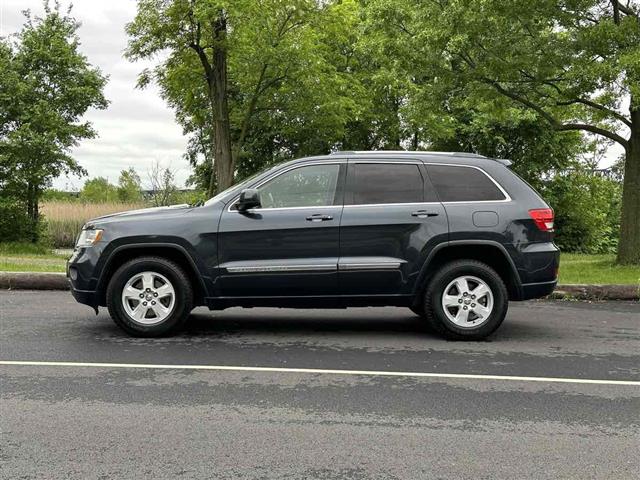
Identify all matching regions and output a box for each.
[67,151,559,339]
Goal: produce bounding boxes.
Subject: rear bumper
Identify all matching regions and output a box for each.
[520,279,557,300]
[513,242,560,300]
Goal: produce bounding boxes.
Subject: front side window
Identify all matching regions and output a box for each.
[349,163,424,205]
[426,165,507,202]
[258,164,341,208]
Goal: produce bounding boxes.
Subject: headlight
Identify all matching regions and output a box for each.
[76,229,104,247]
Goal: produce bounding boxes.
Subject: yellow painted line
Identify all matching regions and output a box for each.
[1,360,639,386]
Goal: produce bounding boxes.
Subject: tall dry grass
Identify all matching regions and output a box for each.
[41,201,146,247]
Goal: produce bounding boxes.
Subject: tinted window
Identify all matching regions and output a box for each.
[427,165,506,202]
[259,164,340,208]
[350,163,424,205]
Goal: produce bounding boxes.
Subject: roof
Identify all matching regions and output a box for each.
[325,150,512,167]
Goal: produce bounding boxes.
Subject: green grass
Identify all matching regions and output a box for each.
[0,259,67,272]
[0,242,68,273]
[0,242,56,256]
[559,253,640,285]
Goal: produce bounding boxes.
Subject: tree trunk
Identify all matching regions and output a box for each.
[211,15,234,195]
[616,105,640,264]
[26,182,39,243]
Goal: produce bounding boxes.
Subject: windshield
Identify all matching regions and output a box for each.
[203,165,276,206]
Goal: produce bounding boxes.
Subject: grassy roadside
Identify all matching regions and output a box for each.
[559,254,640,285]
[0,243,68,273]
[1,243,639,285]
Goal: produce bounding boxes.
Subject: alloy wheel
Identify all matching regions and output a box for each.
[121,271,176,325]
[441,275,494,328]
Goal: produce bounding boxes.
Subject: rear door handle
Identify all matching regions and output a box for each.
[306,214,333,222]
[411,210,439,218]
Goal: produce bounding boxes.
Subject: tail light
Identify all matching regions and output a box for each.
[528,208,554,232]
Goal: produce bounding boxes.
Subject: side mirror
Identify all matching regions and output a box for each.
[237,188,261,211]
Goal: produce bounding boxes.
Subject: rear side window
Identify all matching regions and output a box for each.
[349,163,424,205]
[426,165,506,202]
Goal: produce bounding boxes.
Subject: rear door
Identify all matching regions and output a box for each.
[338,159,449,296]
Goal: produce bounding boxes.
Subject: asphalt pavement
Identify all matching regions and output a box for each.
[1,290,639,479]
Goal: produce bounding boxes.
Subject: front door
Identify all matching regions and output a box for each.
[338,160,449,296]
[217,162,345,298]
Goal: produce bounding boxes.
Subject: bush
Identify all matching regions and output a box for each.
[0,198,36,242]
[542,170,621,254]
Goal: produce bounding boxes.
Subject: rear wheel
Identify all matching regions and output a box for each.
[423,260,508,340]
[106,256,193,337]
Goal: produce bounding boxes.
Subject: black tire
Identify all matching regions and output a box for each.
[423,260,508,340]
[106,256,193,337]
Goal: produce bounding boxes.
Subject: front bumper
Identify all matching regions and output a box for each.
[67,245,104,309]
[69,284,100,309]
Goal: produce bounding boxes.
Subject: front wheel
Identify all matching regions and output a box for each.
[106,256,193,337]
[423,260,508,340]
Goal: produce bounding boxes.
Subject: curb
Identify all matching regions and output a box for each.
[550,284,639,301]
[0,272,69,291]
[0,272,637,301]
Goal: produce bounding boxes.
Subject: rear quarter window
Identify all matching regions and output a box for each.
[426,165,507,202]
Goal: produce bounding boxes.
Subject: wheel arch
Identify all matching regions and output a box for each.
[414,241,523,305]
[96,243,209,307]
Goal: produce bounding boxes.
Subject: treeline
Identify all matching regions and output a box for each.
[45,166,196,206]
[1,1,638,262]
[125,0,639,263]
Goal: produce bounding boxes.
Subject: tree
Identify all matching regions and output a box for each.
[117,167,143,202]
[80,177,118,203]
[429,112,587,191]
[147,161,178,207]
[0,2,108,240]
[126,0,358,195]
[363,0,640,263]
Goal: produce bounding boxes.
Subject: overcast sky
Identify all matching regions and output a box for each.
[1,0,190,190]
[0,1,626,192]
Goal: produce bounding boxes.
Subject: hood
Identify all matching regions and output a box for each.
[86,204,192,226]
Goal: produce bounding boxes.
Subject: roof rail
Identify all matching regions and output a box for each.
[329,150,487,159]
[494,158,513,167]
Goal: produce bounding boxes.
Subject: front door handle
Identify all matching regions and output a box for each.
[306,214,333,222]
[411,210,439,218]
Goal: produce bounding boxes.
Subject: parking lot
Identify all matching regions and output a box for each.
[1,290,639,479]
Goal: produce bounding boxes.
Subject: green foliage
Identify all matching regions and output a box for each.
[126,0,361,193]
[0,198,34,242]
[41,189,79,202]
[117,168,143,202]
[80,177,119,203]
[0,2,108,241]
[3,0,631,260]
[429,114,586,191]
[359,0,639,263]
[543,170,622,254]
